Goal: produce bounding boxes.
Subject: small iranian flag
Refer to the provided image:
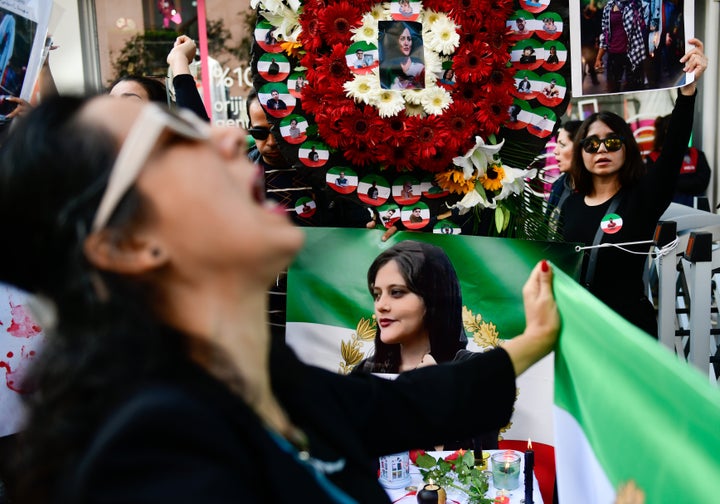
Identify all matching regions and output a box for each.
[553,266,720,502]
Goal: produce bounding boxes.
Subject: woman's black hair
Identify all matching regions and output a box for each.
[365,240,468,371]
[0,95,185,501]
[379,21,421,62]
[109,75,168,103]
[570,111,645,195]
[653,114,672,152]
[560,119,583,141]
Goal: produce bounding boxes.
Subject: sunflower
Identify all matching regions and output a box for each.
[478,163,505,191]
[435,169,475,194]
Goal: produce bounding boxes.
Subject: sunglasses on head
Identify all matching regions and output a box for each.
[248,126,275,141]
[92,104,210,232]
[581,134,625,153]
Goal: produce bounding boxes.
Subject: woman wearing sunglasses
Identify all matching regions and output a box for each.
[0,93,560,502]
[560,38,707,337]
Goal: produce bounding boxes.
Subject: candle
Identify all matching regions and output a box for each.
[525,439,534,504]
[416,480,447,504]
[490,450,521,490]
[494,490,510,504]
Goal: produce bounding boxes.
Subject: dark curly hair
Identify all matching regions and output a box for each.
[364,240,467,372]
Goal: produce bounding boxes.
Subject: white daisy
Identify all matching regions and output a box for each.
[402,88,425,105]
[420,9,443,25]
[422,50,443,86]
[404,102,426,117]
[351,18,379,44]
[369,3,391,20]
[420,87,453,115]
[424,18,460,55]
[344,73,381,104]
[372,90,406,118]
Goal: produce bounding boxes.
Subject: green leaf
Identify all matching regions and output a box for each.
[494,207,504,234]
[415,453,439,469]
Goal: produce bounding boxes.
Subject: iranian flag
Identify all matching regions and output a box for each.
[288,228,720,501]
[553,266,720,502]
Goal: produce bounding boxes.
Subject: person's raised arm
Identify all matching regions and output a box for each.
[501,260,559,376]
[678,38,707,96]
[167,35,210,121]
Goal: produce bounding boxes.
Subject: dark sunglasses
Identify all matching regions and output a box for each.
[248,126,274,140]
[581,134,625,153]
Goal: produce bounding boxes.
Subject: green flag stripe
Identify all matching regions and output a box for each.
[553,267,720,501]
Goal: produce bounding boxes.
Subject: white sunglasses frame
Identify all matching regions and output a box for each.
[91,104,211,232]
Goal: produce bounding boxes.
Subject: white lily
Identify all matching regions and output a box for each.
[496,166,536,201]
[261,7,300,40]
[450,188,492,215]
[452,137,505,181]
[254,0,287,15]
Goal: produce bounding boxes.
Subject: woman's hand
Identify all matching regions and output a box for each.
[2,96,32,120]
[167,35,197,76]
[679,38,707,96]
[501,260,559,376]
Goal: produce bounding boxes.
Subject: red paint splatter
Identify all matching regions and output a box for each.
[6,300,42,338]
[0,345,38,393]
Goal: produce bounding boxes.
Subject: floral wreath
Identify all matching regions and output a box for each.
[251,0,568,235]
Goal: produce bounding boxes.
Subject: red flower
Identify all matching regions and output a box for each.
[443,449,467,469]
[343,144,385,166]
[318,2,362,47]
[453,42,495,83]
[406,114,447,160]
[476,85,515,135]
[338,107,385,148]
[423,144,460,173]
[409,449,426,464]
[298,0,325,53]
[440,101,476,152]
[385,144,416,171]
[381,114,412,148]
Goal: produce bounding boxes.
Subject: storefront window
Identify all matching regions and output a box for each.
[93,0,254,125]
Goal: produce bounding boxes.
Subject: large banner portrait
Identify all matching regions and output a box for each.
[286,228,581,442]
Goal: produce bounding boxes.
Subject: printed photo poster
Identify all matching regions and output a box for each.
[0,283,46,437]
[569,0,695,97]
[0,0,52,114]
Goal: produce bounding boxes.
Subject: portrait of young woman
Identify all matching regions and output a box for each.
[378,21,425,90]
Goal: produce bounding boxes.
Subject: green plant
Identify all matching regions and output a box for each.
[414,450,493,504]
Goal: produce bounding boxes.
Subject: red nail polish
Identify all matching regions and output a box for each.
[541,260,549,272]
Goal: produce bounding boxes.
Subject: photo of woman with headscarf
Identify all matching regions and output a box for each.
[379,21,425,90]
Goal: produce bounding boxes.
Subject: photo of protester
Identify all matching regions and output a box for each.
[573,0,689,96]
